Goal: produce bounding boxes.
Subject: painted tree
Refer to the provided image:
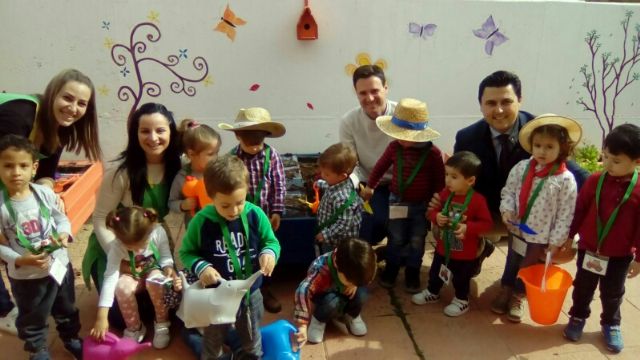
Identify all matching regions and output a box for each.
[577,10,640,145]
[111,22,209,125]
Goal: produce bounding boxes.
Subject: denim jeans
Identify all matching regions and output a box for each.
[359,184,389,246]
[499,234,546,294]
[180,322,242,359]
[0,270,15,315]
[312,287,367,322]
[569,250,633,326]
[386,194,428,269]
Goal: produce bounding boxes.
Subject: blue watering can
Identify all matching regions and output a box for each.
[261,319,301,360]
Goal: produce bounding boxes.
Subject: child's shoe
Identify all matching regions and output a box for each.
[123,323,147,343]
[345,314,367,336]
[0,307,18,335]
[307,316,326,344]
[411,288,440,305]
[29,348,51,360]
[443,297,469,317]
[153,321,171,349]
[404,267,421,294]
[602,325,624,353]
[563,317,586,341]
[507,293,525,323]
[378,264,399,289]
[63,338,83,360]
[490,286,512,314]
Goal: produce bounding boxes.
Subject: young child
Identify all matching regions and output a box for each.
[0,134,82,360]
[315,143,364,254]
[294,238,377,345]
[179,154,281,359]
[563,123,640,353]
[169,118,221,226]
[219,107,286,313]
[412,151,493,316]
[495,114,581,323]
[90,206,180,349]
[363,98,445,293]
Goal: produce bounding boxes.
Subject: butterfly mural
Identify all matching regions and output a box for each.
[214,4,246,42]
[473,15,508,56]
[101,21,110,30]
[178,49,188,59]
[409,22,437,39]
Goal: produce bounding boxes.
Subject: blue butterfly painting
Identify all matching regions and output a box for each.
[120,67,130,77]
[101,21,110,30]
[178,49,188,59]
[473,15,508,55]
[409,22,437,39]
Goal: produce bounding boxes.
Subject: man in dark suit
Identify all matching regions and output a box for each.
[453,70,588,321]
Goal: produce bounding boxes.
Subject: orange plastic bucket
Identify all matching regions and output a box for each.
[518,264,573,325]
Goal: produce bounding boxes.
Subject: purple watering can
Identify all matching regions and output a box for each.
[261,319,301,360]
[83,332,151,360]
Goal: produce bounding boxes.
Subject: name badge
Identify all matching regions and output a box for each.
[582,251,609,275]
[389,204,408,219]
[439,264,452,285]
[49,256,68,285]
[511,235,527,257]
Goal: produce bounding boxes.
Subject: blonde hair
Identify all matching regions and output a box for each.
[106,206,159,245]
[177,118,221,154]
[203,154,249,196]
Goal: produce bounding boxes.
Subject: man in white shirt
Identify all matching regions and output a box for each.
[339,65,397,246]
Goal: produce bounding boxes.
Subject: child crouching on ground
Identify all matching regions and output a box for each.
[294,238,377,345]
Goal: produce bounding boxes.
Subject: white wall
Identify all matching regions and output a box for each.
[1,0,639,161]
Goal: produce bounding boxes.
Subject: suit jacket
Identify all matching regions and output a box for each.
[454,111,588,213]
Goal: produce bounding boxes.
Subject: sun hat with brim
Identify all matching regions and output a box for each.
[518,114,582,154]
[375,98,440,142]
[218,107,286,138]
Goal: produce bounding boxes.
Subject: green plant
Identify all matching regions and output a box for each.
[574,143,603,173]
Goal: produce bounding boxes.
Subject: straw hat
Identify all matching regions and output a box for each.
[218,107,286,138]
[518,114,582,153]
[375,98,440,142]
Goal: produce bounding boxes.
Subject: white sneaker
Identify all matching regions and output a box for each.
[123,323,147,343]
[443,297,469,317]
[345,314,367,336]
[152,321,171,349]
[411,289,440,305]
[307,316,326,344]
[0,307,18,336]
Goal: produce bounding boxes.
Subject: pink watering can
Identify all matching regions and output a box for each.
[261,319,301,360]
[83,332,151,360]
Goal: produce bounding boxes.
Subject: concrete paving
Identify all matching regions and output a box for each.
[2,216,639,359]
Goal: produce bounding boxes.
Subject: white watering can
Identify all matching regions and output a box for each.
[177,270,263,328]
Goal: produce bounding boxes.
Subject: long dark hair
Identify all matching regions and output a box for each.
[115,103,181,206]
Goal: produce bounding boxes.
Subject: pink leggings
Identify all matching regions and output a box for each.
[115,269,168,330]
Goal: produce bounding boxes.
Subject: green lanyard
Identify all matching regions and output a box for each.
[2,188,61,255]
[127,241,160,278]
[315,189,357,233]
[233,145,271,207]
[397,145,430,199]
[595,170,638,252]
[219,211,252,303]
[520,162,559,224]
[326,252,345,293]
[441,189,474,265]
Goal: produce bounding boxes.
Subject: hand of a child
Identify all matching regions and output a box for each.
[199,266,221,286]
[259,253,276,277]
[454,223,467,240]
[502,211,516,232]
[55,233,70,248]
[163,266,175,278]
[628,261,640,279]
[172,274,183,291]
[294,324,308,349]
[361,186,374,202]
[436,212,449,227]
[343,285,357,299]
[16,252,50,269]
[90,310,109,341]
[181,198,197,212]
[315,233,324,243]
[269,213,281,231]
[428,192,441,213]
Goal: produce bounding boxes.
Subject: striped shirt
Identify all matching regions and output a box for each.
[233,144,286,215]
[316,178,363,248]
[294,251,338,325]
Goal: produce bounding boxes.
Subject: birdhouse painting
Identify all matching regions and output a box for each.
[297,0,318,40]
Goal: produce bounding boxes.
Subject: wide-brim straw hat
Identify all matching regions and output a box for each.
[218,107,286,138]
[375,98,440,142]
[518,114,582,153]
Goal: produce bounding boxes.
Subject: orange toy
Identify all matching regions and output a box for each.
[298,181,320,214]
[182,176,213,215]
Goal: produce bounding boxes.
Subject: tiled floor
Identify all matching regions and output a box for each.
[2,216,639,359]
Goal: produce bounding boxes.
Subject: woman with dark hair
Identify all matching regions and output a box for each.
[82,102,181,331]
[0,68,102,336]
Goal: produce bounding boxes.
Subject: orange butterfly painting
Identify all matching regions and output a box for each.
[214,4,246,42]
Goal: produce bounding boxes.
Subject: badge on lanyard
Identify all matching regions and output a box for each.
[389,204,408,219]
[511,234,528,257]
[439,264,452,285]
[582,251,609,275]
[49,250,69,285]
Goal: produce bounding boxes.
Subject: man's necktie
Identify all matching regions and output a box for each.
[498,134,513,174]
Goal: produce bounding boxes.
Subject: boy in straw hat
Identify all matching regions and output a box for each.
[496,114,580,323]
[362,98,445,293]
[219,107,286,314]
